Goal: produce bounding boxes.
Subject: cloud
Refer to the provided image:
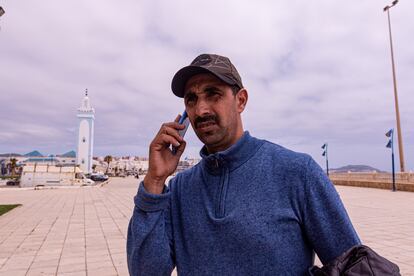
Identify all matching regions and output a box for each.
[0,0,413,171]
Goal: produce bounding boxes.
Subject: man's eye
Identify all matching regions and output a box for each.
[185,97,196,104]
[207,91,220,97]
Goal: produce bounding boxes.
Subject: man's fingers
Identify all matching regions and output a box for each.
[158,122,185,135]
[152,119,187,150]
[159,134,181,148]
[174,140,186,157]
[174,114,180,123]
[159,125,184,142]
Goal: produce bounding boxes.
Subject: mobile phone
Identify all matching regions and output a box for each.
[172,111,190,154]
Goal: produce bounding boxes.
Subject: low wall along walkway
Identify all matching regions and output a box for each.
[330,172,414,192]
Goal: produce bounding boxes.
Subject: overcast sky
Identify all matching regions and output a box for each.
[0,0,413,171]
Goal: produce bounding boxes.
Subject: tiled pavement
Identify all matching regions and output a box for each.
[0,177,413,275]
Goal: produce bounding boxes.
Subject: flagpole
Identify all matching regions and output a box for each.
[391,130,396,191]
[386,129,396,191]
[325,144,329,176]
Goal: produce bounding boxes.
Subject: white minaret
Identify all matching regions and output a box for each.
[76,89,95,174]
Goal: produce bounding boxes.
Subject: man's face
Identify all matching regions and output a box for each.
[183,73,247,153]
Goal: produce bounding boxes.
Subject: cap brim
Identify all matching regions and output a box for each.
[171,65,237,98]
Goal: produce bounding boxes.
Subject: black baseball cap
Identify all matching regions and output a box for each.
[171,54,244,98]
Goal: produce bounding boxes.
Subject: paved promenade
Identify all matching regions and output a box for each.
[0,177,413,275]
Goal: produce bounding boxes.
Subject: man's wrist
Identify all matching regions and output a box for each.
[143,174,166,194]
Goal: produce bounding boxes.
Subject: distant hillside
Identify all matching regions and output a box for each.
[1,151,77,158]
[331,165,384,173]
[59,150,76,158]
[24,150,43,157]
[0,153,22,157]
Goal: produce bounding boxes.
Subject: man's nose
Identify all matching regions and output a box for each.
[195,99,211,117]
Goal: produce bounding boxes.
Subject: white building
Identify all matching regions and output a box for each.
[20,164,93,187]
[76,90,95,174]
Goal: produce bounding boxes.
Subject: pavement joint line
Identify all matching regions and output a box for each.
[96,189,127,240]
[55,190,80,275]
[102,187,129,219]
[0,193,61,271]
[24,194,69,275]
[83,190,88,276]
[0,192,51,238]
[89,188,119,275]
[97,191,126,241]
[103,188,134,238]
[100,182,135,213]
[98,186,134,226]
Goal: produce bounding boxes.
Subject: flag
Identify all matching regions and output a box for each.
[385,129,393,137]
[386,140,392,148]
[322,151,326,156]
[321,143,326,149]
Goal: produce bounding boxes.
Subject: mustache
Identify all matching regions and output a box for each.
[194,115,218,128]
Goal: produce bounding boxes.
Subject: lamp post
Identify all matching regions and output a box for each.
[386,129,396,191]
[321,143,329,176]
[383,0,405,172]
[0,7,5,31]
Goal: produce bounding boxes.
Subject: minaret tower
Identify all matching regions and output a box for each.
[76,89,95,174]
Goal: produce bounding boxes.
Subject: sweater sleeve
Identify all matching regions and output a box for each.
[127,181,175,276]
[302,157,361,265]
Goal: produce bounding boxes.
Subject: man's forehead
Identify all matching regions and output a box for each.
[184,73,226,94]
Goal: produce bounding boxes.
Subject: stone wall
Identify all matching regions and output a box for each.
[330,172,414,192]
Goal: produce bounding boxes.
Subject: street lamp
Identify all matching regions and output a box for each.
[0,7,4,31]
[385,129,396,191]
[321,143,329,176]
[383,0,405,172]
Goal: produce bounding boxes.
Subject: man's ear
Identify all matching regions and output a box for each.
[236,88,248,113]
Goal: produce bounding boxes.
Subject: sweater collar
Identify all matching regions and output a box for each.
[199,131,263,173]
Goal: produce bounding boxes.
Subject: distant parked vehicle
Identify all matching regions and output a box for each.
[6,179,20,186]
[126,171,136,176]
[89,173,108,182]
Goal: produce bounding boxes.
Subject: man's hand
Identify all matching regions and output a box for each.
[144,115,186,194]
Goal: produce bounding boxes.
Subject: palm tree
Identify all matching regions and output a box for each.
[10,158,17,177]
[104,155,112,174]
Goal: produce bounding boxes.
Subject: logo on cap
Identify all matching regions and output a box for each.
[192,54,212,66]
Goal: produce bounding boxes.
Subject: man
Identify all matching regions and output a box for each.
[127,54,360,275]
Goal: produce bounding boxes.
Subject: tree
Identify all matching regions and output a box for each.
[104,155,112,174]
[10,158,17,177]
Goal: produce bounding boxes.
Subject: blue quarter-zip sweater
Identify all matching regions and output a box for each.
[127,132,360,275]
